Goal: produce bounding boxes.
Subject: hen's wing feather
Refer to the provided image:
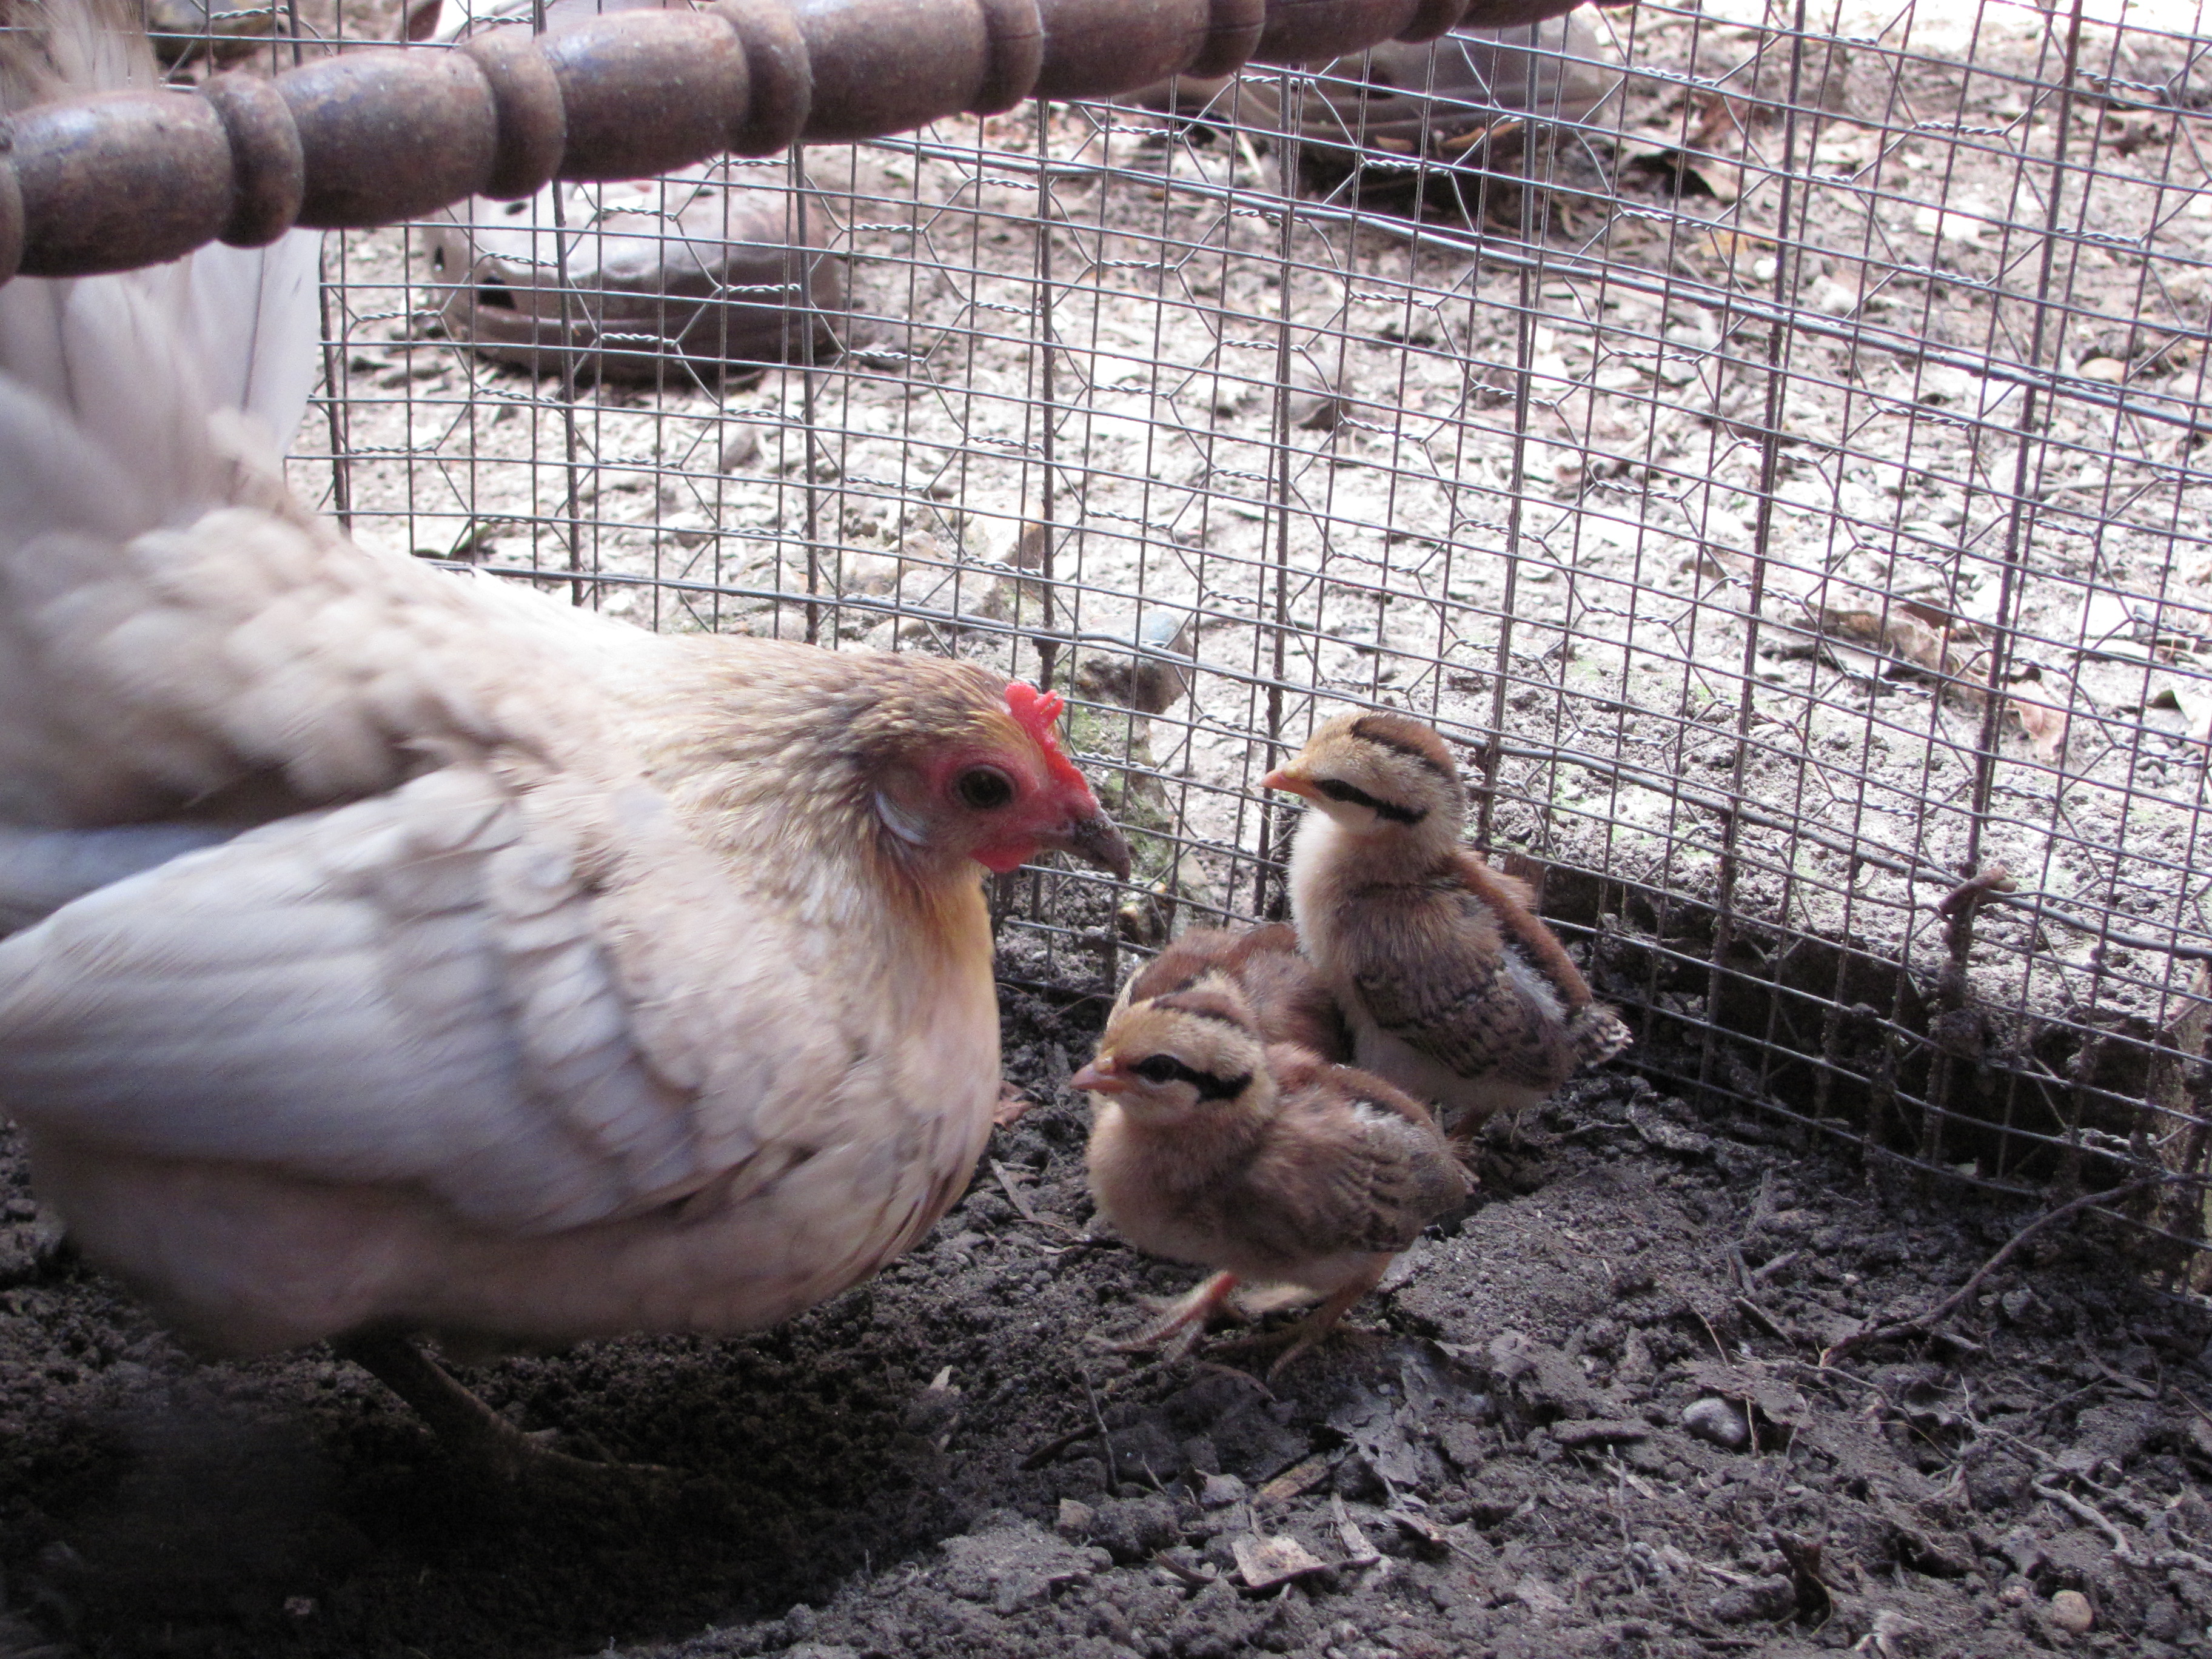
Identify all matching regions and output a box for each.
[0,474,665,825]
[0,820,236,933]
[0,766,712,1233]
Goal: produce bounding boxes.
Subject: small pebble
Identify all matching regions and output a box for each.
[2048,1589,2094,1634]
[1055,1498,1095,1538]
[2076,356,2127,383]
[1198,1472,1248,1509]
[1681,1396,1751,1450]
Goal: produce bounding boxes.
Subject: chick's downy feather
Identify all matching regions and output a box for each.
[0,1,1126,1357]
[1272,713,1630,1133]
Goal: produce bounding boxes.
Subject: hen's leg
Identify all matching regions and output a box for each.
[336,1331,659,1487]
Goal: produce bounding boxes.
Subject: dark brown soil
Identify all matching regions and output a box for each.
[0,984,2207,1659]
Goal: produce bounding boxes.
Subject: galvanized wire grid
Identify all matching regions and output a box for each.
[180,0,2212,1278]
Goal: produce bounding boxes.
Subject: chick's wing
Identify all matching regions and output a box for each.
[1245,1079,1470,1261]
[1342,880,1574,1088]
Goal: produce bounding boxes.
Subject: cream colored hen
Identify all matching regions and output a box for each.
[0,1,1128,1472]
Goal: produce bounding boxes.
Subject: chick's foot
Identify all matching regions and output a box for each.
[1213,1264,1389,1379]
[1101,1269,1243,1361]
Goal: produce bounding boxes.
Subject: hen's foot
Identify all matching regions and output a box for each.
[336,1331,666,1492]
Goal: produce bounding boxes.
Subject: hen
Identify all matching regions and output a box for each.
[0,0,1128,1473]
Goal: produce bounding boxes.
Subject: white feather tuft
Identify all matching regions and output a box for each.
[0,0,323,520]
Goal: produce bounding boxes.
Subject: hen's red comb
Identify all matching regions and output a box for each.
[1005,681,1090,794]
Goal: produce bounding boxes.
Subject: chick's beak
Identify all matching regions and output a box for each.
[1070,1058,1128,1094]
[1261,768,1315,800]
[1041,808,1133,882]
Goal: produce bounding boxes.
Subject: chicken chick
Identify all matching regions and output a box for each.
[0,1,1128,1480]
[1264,713,1629,1136]
[1075,987,1469,1376]
[1111,922,1351,1062]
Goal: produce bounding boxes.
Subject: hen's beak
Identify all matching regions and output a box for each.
[1071,1059,1128,1094]
[1261,768,1315,800]
[1042,811,1133,882]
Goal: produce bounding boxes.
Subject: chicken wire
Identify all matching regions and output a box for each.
[177,0,2212,1281]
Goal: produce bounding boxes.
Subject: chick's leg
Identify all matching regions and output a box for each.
[336,1331,657,1489]
[1259,1258,1391,1379]
[1106,1269,1241,1360]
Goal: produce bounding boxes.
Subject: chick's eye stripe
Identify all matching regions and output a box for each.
[1313,777,1426,826]
[1004,681,1090,794]
[1131,1054,1251,1101]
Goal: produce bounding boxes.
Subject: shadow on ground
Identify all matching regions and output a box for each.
[0,984,2205,1658]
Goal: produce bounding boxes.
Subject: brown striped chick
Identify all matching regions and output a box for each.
[1074,987,1470,1376]
[1111,922,1352,1062]
[1264,713,1631,1138]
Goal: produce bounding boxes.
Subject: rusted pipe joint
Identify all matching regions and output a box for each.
[0,0,1609,284]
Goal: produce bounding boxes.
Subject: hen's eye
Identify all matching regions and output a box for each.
[954,766,1017,811]
[1132,1055,1182,1085]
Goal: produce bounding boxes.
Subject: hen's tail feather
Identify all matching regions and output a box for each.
[0,0,330,825]
[0,0,322,496]
[0,0,147,106]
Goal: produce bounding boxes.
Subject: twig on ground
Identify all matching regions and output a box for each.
[1733,1296,1797,1344]
[1084,1369,1121,1493]
[1018,1424,1092,1470]
[990,1159,1082,1239]
[2025,1477,2212,1576]
[1152,1552,1216,1589]
[1820,1177,2157,1364]
[2033,1478,2136,1557]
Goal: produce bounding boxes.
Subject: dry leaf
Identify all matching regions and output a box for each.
[1623,147,1741,204]
[1795,598,1989,703]
[1692,543,1755,585]
[1331,1495,1382,1566]
[2153,681,2212,746]
[1232,1533,1330,1590]
[988,1158,1079,1238]
[1696,227,1775,278]
[1256,1453,1334,1503]
[1815,605,1950,675]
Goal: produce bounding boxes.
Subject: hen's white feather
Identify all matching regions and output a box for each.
[0,0,1044,1364]
[0,1,321,473]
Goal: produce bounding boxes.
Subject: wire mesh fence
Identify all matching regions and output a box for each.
[167,0,2212,1281]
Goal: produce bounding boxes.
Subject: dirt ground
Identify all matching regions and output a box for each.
[0,982,2207,1659]
[6,7,2211,1658]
